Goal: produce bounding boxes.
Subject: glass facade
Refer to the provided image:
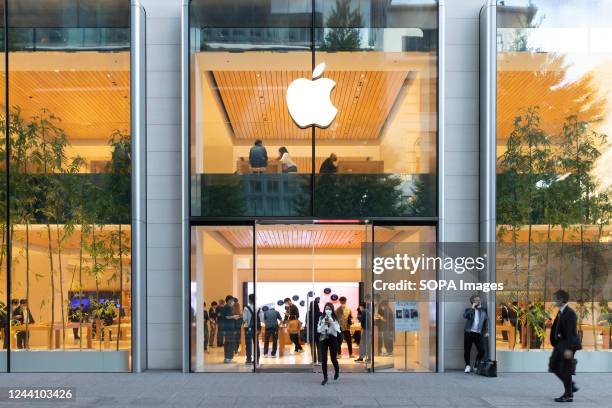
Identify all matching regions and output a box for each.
[495,1,612,358]
[190,0,438,218]
[189,223,436,372]
[188,0,439,373]
[1,0,132,372]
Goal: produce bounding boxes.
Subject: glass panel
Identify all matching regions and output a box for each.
[190,225,254,372]
[255,223,314,371]
[313,0,438,218]
[496,0,612,361]
[372,225,436,372]
[0,0,6,372]
[7,0,131,372]
[190,0,313,217]
[311,223,370,373]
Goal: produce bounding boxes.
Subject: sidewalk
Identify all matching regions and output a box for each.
[1,371,611,407]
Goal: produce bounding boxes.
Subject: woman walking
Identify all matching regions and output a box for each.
[317,302,341,385]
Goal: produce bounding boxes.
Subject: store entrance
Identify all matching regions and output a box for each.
[189,223,437,373]
[254,222,371,373]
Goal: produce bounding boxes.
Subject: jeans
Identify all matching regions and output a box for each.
[377,328,393,354]
[16,331,28,349]
[264,327,278,356]
[209,323,217,346]
[320,337,339,379]
[464,331,485,366]
[359,329,369,359]
[289,333,302,352]
[223,330,235,360]
[338,329,353,356]
[245,328,260,363]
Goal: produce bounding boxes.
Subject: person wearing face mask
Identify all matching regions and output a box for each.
[549,290,581,403]
[220,295,241,363]
[317,302,341,385]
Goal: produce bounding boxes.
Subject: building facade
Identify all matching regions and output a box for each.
[0,0,609,373]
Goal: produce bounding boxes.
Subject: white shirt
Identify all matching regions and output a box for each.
[470,309,481,333]
[317,315,340,337]
[279,152,297,168]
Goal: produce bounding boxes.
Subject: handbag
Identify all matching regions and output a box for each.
[475,360,497,377]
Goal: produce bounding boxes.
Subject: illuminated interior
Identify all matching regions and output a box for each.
[190,224,436,373]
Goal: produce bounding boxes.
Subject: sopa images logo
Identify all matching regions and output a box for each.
[286,62,338,128]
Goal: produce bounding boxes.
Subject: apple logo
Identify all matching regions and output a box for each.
[286,62,337,128]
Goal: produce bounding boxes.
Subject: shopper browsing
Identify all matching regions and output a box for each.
[317,302,341,385]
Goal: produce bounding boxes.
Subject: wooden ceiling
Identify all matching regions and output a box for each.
[212,70,409,141]
[0,70,130,140]
[217,228,401,249]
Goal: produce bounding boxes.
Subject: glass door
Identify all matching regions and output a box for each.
[255,222,315,372]
[310,222,371,374]
[371,225,437,372]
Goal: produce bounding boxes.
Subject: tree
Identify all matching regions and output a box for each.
[321,0,363,51]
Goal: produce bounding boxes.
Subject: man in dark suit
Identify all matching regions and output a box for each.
[549,290,581,403]
[13,299,35,349]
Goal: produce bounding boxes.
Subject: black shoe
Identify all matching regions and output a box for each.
[554,395,573,403]
[321,378,328,386]
[354,358,364,362]
[572,383,579,393]
[334,372,339,381]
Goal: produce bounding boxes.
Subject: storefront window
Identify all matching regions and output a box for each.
[314,0,438,218]
[1,0,132,372]
[495,0,612,363]
[189,0,438,218]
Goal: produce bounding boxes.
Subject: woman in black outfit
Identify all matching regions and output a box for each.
[317,302,341,385]
[307,298,322,364]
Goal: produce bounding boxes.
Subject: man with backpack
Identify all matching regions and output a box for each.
[243,294,261,365]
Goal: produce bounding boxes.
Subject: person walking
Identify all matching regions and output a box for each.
[549,290,581,403]
[463,294,488,373]
[317,302,341,385]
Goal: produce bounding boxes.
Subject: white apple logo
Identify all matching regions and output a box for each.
[286,62,337,128]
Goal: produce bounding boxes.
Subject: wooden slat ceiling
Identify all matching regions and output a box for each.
[212,70,409,141]
[0,70,130,140]
[219,228,401,249]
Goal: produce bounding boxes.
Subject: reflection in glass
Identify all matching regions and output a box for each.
[372,225,436,372]
[190,0,438,218]
[190,226,254,372]
[4,0,131,372]
[496,1,611,357]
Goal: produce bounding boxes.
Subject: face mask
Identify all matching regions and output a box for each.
[228,301,234,307]
[325,309,332,316]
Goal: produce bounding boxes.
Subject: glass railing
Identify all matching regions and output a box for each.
[191,173,436,218]
[0,27,129,51]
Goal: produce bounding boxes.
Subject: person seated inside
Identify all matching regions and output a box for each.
[287,316,304,353]
[278,146,297,173]
[319,153,338,173]
[249,139,268,171]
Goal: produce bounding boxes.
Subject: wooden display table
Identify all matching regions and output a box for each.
[11,323,62,350]
[66,322,93,349]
